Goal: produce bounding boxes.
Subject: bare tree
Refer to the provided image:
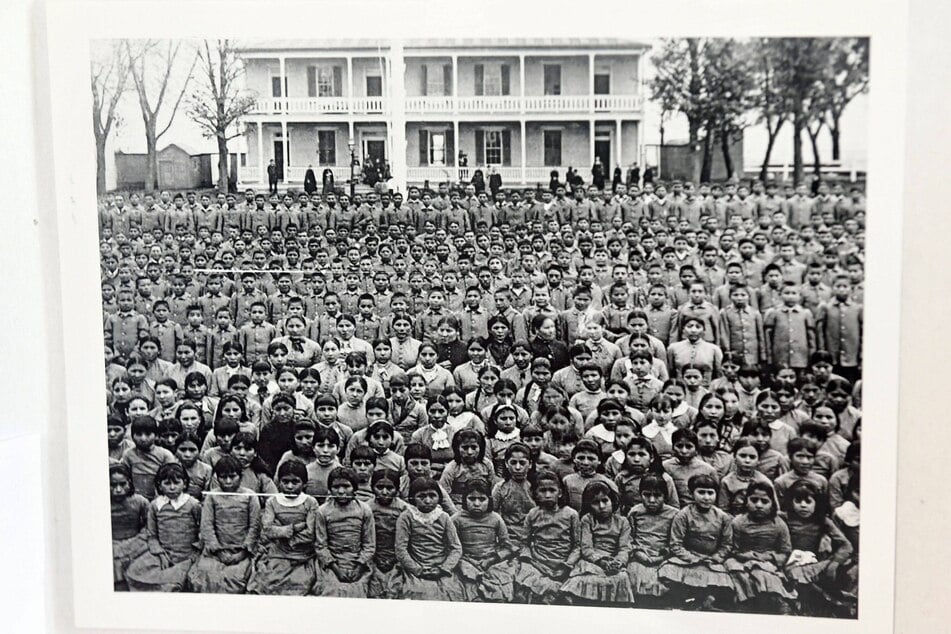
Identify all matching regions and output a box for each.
[651,38,754,182]
[90,41,129,195]
[186,39,257,194]
[765,38,831,185]
[750,39,788,182]
[824,38,870,161]
[125,39,198,192]
[650,39,706,182]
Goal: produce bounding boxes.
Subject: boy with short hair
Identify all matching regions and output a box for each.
[718,283,766,370]
[147,299,183,363]
[815,275,863,384]
[105,290,150,359]
[238,300,277,364]
[763,282,816,371]
[183,303,211,364]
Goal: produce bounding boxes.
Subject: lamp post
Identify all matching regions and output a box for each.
[348,137,356,199]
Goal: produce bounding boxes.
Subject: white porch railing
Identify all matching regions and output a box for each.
[407,165,572,186]
[253,94,644,116]
[351,97,388,114]
[404,94,643,114]
[239,165,260,183]
[406,166,458,184]
[252,97,362,115]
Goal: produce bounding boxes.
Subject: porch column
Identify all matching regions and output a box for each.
[452,55,458,110]
[520,119,527,185]
[279,56,287,106]
[388,39,408,192]
[346,55,354,113]
[256,121,264,184]
[519,54,525,114]
[281,120,289,184]
[279,56,289,185]
[616,119,623,169]
[453,119,460,181]
[588,53,595,113]
[349,120,356,174]
[589,119,595,169]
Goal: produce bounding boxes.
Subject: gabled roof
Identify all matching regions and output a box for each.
[161,142,204,156]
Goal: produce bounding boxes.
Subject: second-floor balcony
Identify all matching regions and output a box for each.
[249,93,644,117]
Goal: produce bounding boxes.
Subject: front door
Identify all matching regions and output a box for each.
[594,139,612,173]
[364,139,386,166]
[273,141,285,180]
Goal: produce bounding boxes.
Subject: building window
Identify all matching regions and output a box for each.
[430,133,446,166]
[271,76,282,97]
[543,64,562,96]
[317,66,342,97]
[318,130,336,165]
[366,73,382,97]
[475,63,510,96]
[594,70,611,95]
[543,130,562,166]
[427,64,446,96]
[485,130,503,165]
[484,65,502,96]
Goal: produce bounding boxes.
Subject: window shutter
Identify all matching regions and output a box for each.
[443,64,451,95]
[421,65,428,96]
[307,66,317,97]
[501,64,511,96]
[475,129,485,165]
[419,129,429,166]
[474,64,484,96]
[502,129,512,166]
[445,128,455,166]
[333,66,342,96]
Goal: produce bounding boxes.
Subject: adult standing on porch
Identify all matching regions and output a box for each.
[267,159,278,194]
[488,166,503,198]
[591,156,606,191]
[642,165,655,185]
[471,169,486,195]
[626,162,640,188]
[322,168,335,195]
[304,165,318,196]
[612,166,623,193]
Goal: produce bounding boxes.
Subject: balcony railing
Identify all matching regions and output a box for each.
[250,94,643,116]
[407,165,573,186]
[252,97,388,115]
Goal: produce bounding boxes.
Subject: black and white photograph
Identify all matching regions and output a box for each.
[93,34,868,616]
[31,1,913,633]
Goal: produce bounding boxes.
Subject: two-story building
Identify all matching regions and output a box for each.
[235,38,648,192]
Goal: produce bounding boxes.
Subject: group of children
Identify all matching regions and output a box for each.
[102,176,863,616]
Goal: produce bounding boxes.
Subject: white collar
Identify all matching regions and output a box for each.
[495,429,520,442]
[408,504,445,525]
[155,493,192,511]
[671,401,690,417]
[587,425,614,442]
[275,493,309,507]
